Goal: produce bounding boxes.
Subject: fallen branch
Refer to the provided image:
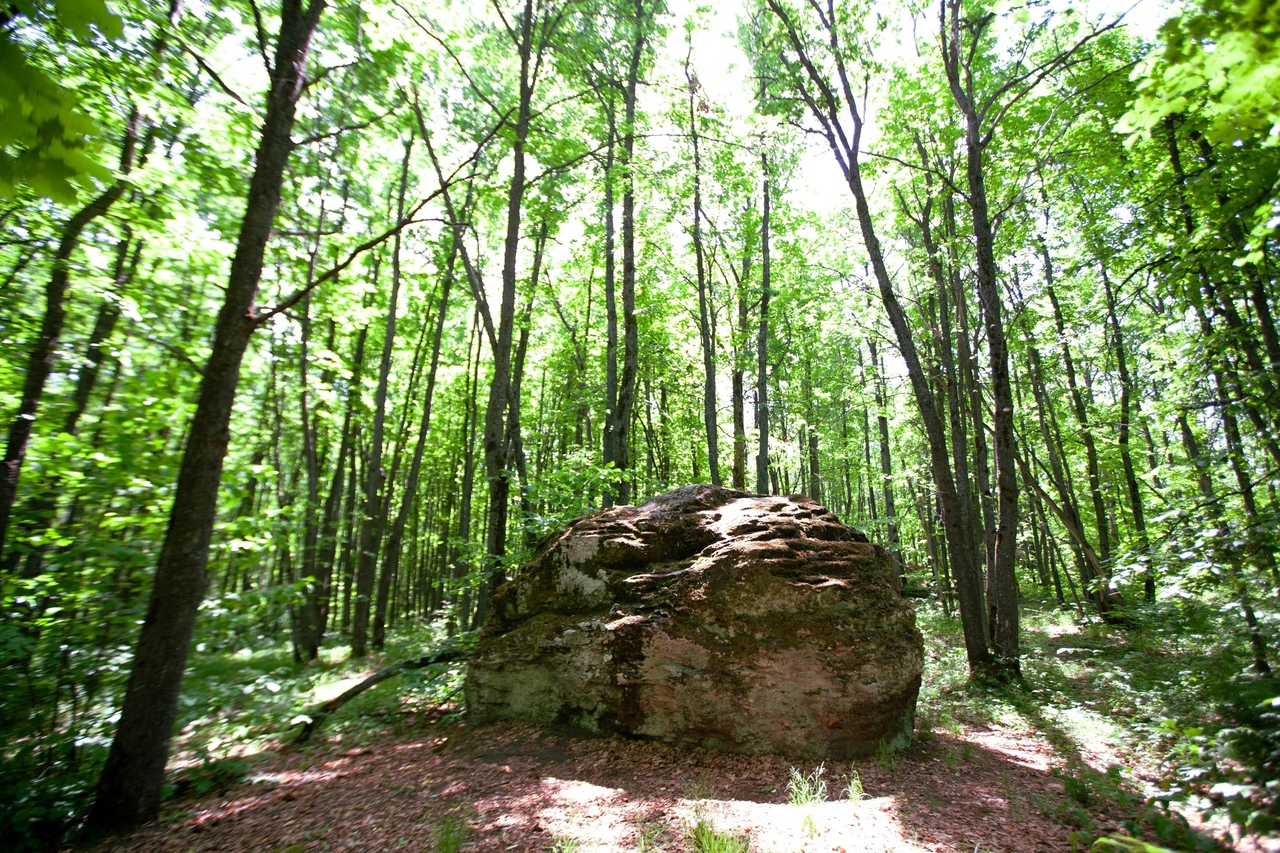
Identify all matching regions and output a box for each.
[292,647,471,744]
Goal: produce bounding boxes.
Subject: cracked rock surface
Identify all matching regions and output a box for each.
[465,484,923,759]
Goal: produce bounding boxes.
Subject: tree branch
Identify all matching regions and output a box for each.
[291,647,471,744]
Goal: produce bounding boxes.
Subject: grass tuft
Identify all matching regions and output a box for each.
[786,762,827,805]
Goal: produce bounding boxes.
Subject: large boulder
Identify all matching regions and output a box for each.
[464,484,923,759]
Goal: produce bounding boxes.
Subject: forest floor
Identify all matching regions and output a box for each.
[79,605,1277,853]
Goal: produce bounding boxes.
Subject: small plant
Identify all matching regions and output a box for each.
[786,762,827,805]
[801,812,818,838]
[1091,836,1179,853]
[635,819,666,852]
[169,753,253,798]
[875,740,898,774]
[844,768,865,802]
[689,817,750,853]
[546,834,581,852]
[433,815,469,853]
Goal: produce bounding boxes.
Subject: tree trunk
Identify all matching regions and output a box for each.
[600,97,620,505]
[766,0,993,672]
[755,149,771,495]
[87,1,325,833]
[869,344,899,576]
[476,0,542,626]
[352,247,398,658]
[1100,260,1150,599]
[943,0,1019,677]
[687,57,719,487]
[1044,266,1109,566]
[374,230,453,648]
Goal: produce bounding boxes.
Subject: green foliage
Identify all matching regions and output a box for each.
[166,750,253,800]
[1153,679,1280,838]
[915,600,1259,849]
[844,769,865,802]
[0,0,123,201]
[634,819,667,852]
[0,732,107,851]
[432,814,470,853]
[1120,0,1280,147]
[545,835,581,853]
[521,450,621,542]
[688,817,750,853]
[1118,0,1280,261]
[1091,836,1179,853]
[785,762,826,805]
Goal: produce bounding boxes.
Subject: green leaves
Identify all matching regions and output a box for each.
[1119,0,1280,149]
[0,0,123,201]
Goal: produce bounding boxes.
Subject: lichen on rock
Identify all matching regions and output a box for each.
[464,484,924,759]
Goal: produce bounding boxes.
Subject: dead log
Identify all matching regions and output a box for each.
[293,648,471,744]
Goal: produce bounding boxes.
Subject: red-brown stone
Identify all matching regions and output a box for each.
[465,485,923,759]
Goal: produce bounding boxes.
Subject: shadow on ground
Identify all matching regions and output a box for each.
[82,716,1124,853]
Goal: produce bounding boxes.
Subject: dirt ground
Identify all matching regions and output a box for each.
[84,711,1176,853]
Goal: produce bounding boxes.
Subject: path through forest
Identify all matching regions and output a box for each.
[85,712,1149,853]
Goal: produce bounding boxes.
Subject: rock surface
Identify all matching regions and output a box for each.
[464,484,923,759]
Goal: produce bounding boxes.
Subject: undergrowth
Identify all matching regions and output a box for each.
[0,615,471,851]
[914,595,1275,851]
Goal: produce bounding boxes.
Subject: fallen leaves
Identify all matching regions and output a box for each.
[85,718,1142,852]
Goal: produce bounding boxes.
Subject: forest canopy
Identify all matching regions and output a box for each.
[0,0,1277,848]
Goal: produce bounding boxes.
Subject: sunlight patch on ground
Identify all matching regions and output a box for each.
[521,779,932,853]
[1042,703,1131,774]
[532,777,634,850]
[671,795,933,853]
[306,671,377,703]
[964,726,1057,772]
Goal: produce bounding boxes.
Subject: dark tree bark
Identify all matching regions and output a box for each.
[599,93,620,503]
[373,221,454,650]
[87,1,326,833]
[686,56,720,487]
[1100,260,1150,599]
[764,0,994,674]
[942,0,1019,677]
[369,138,421,650]
[352,245,399,658]
[5,232,143,580]
[1043,258,1110,565]
[755,148,772,496]
[473,0,561,625]
[300,326,366,658]
[868,341,900,575]
[613,0,646,505]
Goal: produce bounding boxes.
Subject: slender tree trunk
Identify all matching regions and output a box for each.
[87,2,325,832]
[755,150,771,495]
[600,100,620,505]
[943,0,1019,676]
[1044,268,1109,565]
[1100,261,1150,599]
[375,265,454,647]
[456,310,482,631]
[370,139,422,649]
[476,0,543,626]
[6,234,143,580]
[352,247,398,658]
[607,3,645,505]
[869,342,899,575]
[687,57,719,486]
